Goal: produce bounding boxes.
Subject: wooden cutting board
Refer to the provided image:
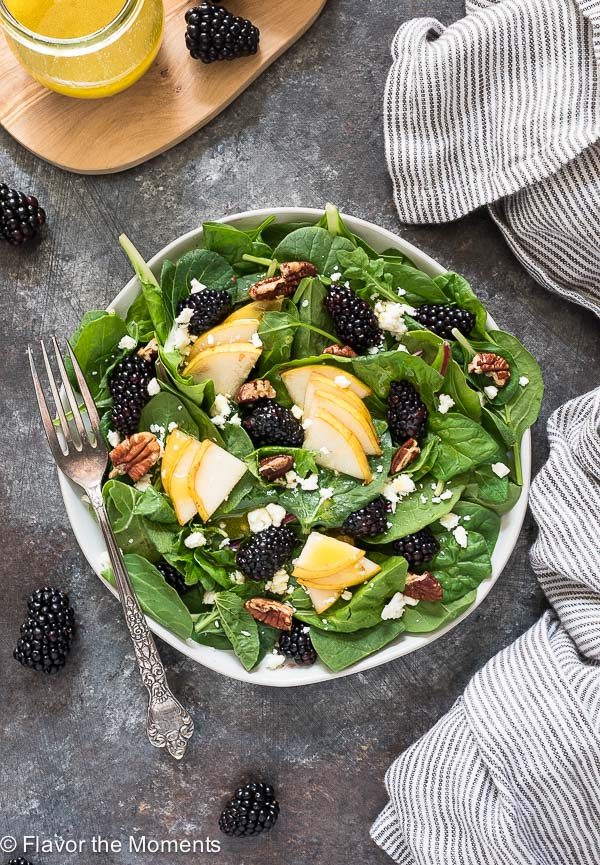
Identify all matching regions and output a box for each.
[0,0,326,174]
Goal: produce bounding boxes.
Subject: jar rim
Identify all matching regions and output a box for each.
[0,0,137,48]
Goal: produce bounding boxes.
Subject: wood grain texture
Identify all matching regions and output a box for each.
[0,0,326,174]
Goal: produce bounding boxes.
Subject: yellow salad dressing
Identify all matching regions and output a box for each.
[3,0,164,98]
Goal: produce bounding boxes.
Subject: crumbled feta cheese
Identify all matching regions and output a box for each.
[431,496,441,504]
[420,494,428,504]
[184,531,207,549]
[341,590,353,601]
[107,429,121,448]
[211,393,233,427]
[134,474,153,491]
[228,413,242,426]
[248,507,273,533]
[396,343,409,352]
[519,376,529,386]
[334,375,351,388]
[266,503,286,527]
[219,537,230,549]
[381,592,406,620]
[330,271,342,282]
[376,465,384,473]
[291,404,304,420]
[203,591,217,605]
[383,474,416,512]
[374,301,416,339]
[440,512,460,530]
[167,421,178,433]
[147,377,161,396]
[265,569,289,595]
[438,393,455,414]
[150,423,166,445]
[266,652,286,670]
[240,630,251,637]
[463,515,471,521]
[367,346,382,355]
[397,287,407,296]
[492,461,511,478]
[175,306,194,325]
[302,418,313,430]
[484,385,499,400]
[231,571,246,585]
[298,472,319,491]
[118,335,137,351]
[302,299,310,307]
[319,487,334,501]
[440,489,454,500]
[173,326,192,352]
[251,331,263,348]
[190,279,206,293]
[453,525,468,548]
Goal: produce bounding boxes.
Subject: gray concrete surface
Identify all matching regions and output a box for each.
[1,0,599,863]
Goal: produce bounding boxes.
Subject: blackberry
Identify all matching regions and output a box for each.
[157,560,187,595]
[392,528,439,566]
[237,525,296,581]
[324,284,383,354]
[178,289,232,336]
[219,782,279,837]
[109,354,154,437]
[242,401,304,448]
[387,380,428,442]
[185,3,260,64]
[414,304,475,339]
[278,619,317,666]
[0,183,46,246]
[14,587,76,674]
[342,496,389,538]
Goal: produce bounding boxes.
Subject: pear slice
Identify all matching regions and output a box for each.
[169,439,204,525]
[306,387,381,456]
[187,318,260,363]
[224,298,284,323]
[182,342,262,396]
[306,585,342,615]
[282,365,372,405]
[309,373,373,420]
[189,440,248,521]
[303,407,373,482]
[296,557,382,590]
[293,531,364,577]
[161,429,193,495]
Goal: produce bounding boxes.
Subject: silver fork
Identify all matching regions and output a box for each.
[28,337,194,760]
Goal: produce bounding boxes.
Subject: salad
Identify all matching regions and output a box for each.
[70,205,543,674]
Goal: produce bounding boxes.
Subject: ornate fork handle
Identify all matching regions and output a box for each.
[88,484,194,760]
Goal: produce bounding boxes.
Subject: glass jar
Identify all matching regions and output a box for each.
[0,0,164,99]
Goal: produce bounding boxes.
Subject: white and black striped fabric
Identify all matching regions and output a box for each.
[384,0,600,316]
[371,388,600,865]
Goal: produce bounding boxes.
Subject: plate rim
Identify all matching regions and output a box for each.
[58,207,531,687]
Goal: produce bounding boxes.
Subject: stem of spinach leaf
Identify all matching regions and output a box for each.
[512,442,523,486]
[242,253,275,269]
[452,329,476,357]
[193,609,220,633]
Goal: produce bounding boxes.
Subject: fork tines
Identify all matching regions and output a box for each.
[28,338,104,461]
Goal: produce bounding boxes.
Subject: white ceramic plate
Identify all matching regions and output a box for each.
[59,208,530,687]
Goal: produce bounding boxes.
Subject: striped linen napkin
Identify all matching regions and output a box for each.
[371,389,600,864]
[384,0,600,316]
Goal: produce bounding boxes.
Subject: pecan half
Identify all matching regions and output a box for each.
[280,260,318,288]
[236,378,276,405]
[391,438,420,474]
[322,344,358,358]
[249,275,295,301]
[244,598,293,631]
[404,571,443,602]
[109,431,161,482]
[259,454,294,482]
[468,352,511,387]
[137,337,159,362]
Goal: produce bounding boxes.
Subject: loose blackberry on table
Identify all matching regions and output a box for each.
[237,525,296,581]
[324,283,383,354]
[414,303,476,339]
[14,587,76,674]
[242,401,304,448]
[157,561,188,596]
[219,782,279,837]
[178,288,232,336]
[0,183,46,246]
[392,528,440,566]
[386,380,428,442]
[185,3,260,64]
[278,619,317,666]
[109,354,155,437]
[342,496,389,538]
